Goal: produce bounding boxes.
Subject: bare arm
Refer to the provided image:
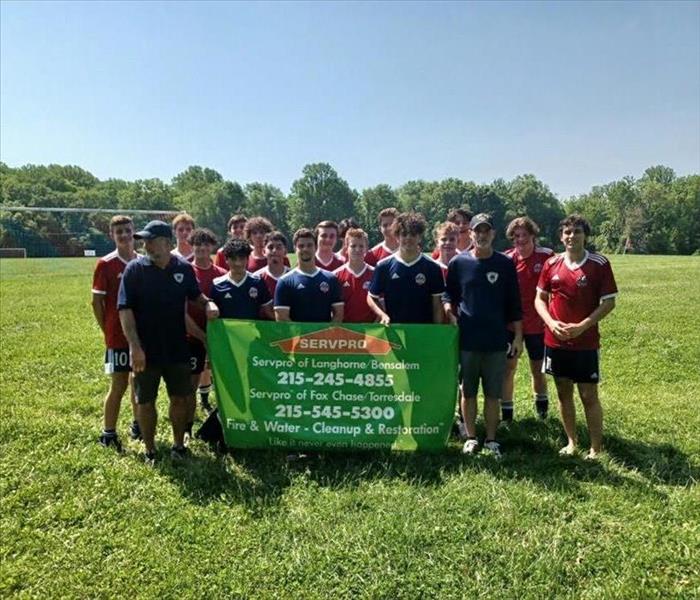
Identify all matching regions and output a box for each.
[535,288,571,341]
[185,311,207,344]
[431,295,443,324]
[331,303,344,323]
[91,293,106,334]
[510,319,524,358]
[367,294,390,326]
[275,307,291,322]
[443,302,458,325]
[260,303,274,320]
[119,308,146,372]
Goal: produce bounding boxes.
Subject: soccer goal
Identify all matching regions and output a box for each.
[0,206,180,258]
[0,248,27,258]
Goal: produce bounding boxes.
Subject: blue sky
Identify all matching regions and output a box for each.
[1,1,699,199]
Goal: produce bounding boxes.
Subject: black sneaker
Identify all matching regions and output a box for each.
[98,433,123,452]
[170,445,190,460]
[535,400,548,420]
[129,420,142,441]
[144,450,156,466]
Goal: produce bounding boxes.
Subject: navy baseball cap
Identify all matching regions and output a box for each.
[470,213,493,229]
[133,220,173,240]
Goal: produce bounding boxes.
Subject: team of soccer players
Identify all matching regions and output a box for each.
[93,208,616,462]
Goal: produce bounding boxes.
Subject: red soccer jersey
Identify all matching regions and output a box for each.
[188,263,227,331]
[537,251,617,350]
[506,246,554,334]
[315,252,345,271]
[365,242,397,266]
[214,247,227,270]
[333,263,375,323]
[253,265,290,299]
[92,250,136,348]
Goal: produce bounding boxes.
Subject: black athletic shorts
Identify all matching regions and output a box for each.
[188,339,206,375]
[133,363,192,404]
[543,346,600,384]
[104,348,130,374]
[507,332,545,361]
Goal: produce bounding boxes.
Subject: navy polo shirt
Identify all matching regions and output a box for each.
[210,272,272,319]
[118,255,201,364]
[444,251,522,352]
[368,254,445,323]
[274,268,343,322]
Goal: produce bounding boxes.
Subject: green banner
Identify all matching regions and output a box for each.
[207,319,458,452]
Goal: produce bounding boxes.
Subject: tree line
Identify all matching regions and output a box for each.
[0,161,697,256]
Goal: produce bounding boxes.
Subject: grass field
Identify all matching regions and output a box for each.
[1,255,699,599]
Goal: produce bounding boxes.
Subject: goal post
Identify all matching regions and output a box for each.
[0,206,180,258]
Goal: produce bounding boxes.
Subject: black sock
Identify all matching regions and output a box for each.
[102,428,116,436]
[501,401,514,420]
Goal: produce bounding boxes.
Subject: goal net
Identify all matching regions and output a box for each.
[0,206,180,258]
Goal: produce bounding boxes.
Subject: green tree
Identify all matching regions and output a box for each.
[356,184,399,245]
[243,183,290,239]
[288,163,357,231]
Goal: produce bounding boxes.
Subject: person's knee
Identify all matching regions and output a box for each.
[108,373,130,398]
[169,395,188,409]
[578,385,600,408]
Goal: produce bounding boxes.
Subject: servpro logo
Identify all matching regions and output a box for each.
[270,327,400,355]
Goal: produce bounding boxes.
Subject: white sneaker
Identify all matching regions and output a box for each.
[462,439,480,455]
[483,440,502,459]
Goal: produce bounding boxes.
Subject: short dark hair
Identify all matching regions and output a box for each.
[559,214,591,237]
[393,212,426,238]
[222,237,252,260]
[314,220,338,239]
[293,228,316,246]
[188,227,218,247]
[338,217,360,240]
[264,231,288,248]
[244,216,273,239]
[227,214,247,229]
[447,207,473,224]
[378,207,398,222]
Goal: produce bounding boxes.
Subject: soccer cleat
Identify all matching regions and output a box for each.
[143,451,156,466]
[483,440,502,459]
[129,420,142,440]
[462,438,480,455]
[98,432,122,452]
[170,445,190,460]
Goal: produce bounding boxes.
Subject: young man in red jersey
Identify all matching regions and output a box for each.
[431,207,472,259]
[333,228,376,323]
[502,217,554,422]
[433,221,460,279]
[185,229,226,423]
[535,215,617,460]
[314,220,345,271]
[91,215,140,450]
[365,207,399,266]
[214,214,247,269]
[171,213,195,261]
[253,231,290,302]
[243,216,274,272]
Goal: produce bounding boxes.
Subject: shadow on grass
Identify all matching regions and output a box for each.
[156,417,697,512]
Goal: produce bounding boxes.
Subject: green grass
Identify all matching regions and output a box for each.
[1,255,699,599]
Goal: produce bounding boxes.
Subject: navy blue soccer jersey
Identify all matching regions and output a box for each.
[210,272,272,319]
[274,268,343,322]
[444,251,522,352]
[117,255,201,365]
[368,254,445,323]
